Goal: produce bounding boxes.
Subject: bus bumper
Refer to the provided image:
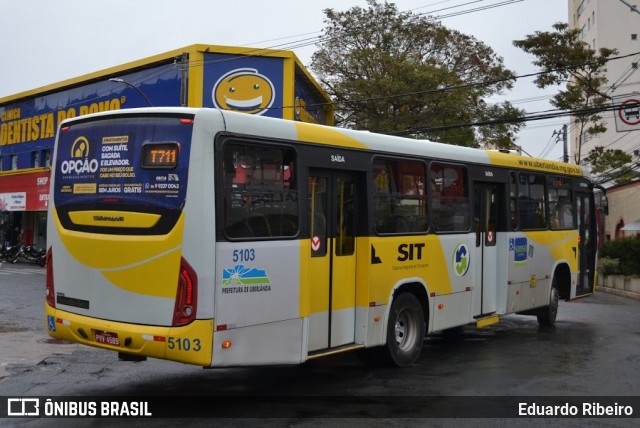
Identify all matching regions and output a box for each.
[45,303,213,366]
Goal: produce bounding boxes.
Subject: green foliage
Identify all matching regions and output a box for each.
[311,0,524,148]
[513,22,618,163]
[583,146,634,184]
[597,257,620,276]
[600,236,640,276]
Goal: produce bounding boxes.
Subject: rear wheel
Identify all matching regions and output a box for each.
[537,279,559,327]
[383,292,425,366]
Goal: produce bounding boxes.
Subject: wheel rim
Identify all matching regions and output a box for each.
[395,308,418,351]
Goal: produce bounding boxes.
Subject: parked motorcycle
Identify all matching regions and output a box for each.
[23,246,47,267]
[0,243,22,263]
[2,244,46,267]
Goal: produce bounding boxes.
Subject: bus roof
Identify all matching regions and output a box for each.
[62,106,586,178]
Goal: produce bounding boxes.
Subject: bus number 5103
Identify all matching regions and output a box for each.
[232,249,255,262]
[168,337,201,352]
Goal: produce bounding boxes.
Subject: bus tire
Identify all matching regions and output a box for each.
[383,292,425,367]
[537,280,559,327]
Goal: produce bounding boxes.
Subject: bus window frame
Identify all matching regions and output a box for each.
[547,176,575,231]
[216,136,301,242]
[517,172,548,231]
[372,155,429,236]
[429,161,471,234]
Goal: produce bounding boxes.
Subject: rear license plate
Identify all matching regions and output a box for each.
[94,330,120,346]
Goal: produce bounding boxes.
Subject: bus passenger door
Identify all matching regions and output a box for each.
[473,182,502,316]
[576,192,595,296]
[308,170,358,351]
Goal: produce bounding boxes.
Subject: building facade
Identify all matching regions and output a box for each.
[568,0,640,240]
[604,180,640,239]
[0,44,333,249]
[568,0,640,162]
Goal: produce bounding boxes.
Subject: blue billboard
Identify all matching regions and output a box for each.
[203,53,284,119]
[0,65,181,170]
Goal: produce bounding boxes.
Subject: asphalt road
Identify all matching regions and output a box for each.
[1,262,639,426]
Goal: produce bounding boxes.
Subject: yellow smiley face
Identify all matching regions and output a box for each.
[212,68,275,115]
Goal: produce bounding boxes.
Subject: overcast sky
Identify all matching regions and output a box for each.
[0,0,567,160]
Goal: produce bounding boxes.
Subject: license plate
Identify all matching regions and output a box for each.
[94,330,120,346]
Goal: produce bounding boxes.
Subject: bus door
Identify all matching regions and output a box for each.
[473,182,503,316]
[576,192,595,296]
[308,170,358,351]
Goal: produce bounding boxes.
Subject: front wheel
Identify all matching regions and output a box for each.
[383,292,425,366]
[537,280,559,327]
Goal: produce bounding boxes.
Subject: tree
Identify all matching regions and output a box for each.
[513,22,618,164]
[310,0,524,148]
[583,146,635,185]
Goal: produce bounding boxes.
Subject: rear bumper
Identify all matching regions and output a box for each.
[45,303,213,366]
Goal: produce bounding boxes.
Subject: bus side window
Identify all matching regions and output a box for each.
[222,142,298,239]
[309,177,327,257]
[548,176,574,230]
[373,158,427,234]
[518,173,547,230]
[430,163,470,232]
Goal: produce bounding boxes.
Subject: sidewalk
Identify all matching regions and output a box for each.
[0,261,82,381]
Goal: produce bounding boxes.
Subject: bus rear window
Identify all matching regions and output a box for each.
[53,115,193,232]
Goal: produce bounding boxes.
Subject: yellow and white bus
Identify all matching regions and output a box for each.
[45,107,603,367]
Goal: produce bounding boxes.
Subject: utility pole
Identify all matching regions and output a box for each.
[562,124,568,163]
[551,124,569,163]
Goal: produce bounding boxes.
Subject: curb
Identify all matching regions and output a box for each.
[596,285,640,301]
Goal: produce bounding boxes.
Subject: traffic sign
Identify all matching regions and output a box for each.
[613,94,640,131]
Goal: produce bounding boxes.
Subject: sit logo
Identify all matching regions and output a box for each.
[453,243,470,277]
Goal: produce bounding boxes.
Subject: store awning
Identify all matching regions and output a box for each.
[621,220,640,231]
[0,168,50,211]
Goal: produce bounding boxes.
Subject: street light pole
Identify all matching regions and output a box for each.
[109,78,153,107]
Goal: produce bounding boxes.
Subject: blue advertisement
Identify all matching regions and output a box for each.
[203,53,284,119]
[510,237,528,266]
[294,67,329,125]
[1,65,181,170]
[54,116,192,210]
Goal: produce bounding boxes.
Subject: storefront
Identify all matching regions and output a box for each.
[0,44,332,250]
[0,168,50,249]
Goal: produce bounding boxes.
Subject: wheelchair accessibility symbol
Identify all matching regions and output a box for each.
[48,315,56,332]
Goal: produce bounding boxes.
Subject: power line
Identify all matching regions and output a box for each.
[392,99,640,136]
[423,0,525,20]
[617,0,640,16]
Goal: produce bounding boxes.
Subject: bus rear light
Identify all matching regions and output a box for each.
[45,248,55,308]
[172,257,198,326]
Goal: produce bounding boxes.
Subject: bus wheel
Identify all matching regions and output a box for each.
[384,292,425,366]
[537,280,559,327]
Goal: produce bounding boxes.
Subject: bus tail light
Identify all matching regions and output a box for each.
[45,247,55,308]
[172,257,198,326]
